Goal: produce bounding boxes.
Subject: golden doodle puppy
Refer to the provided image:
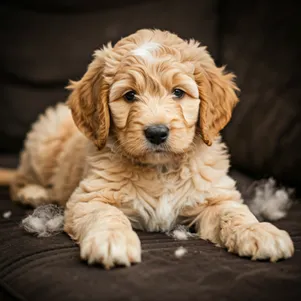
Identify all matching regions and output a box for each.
[11,29,294,268]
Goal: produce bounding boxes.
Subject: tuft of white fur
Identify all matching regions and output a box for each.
[3,211,12,219]
[132,42,160,58]
[248,178,294,221]
[167,225,197,240]
[174,246,187,258]
[22,204,64,237]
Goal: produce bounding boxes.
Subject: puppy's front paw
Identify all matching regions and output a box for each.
[80,228,141,269]
[225,222,294,262]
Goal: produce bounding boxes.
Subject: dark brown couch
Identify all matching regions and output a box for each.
[1,1,301,300]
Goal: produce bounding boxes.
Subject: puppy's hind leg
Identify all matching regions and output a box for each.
[10,149,51,207]
[14,184,50,207]
[10,103,77,207]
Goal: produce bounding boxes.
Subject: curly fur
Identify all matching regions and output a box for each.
[10,29,294,268]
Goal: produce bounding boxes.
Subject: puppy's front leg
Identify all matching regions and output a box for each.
[64,193,141,269]
[186,200,294,261]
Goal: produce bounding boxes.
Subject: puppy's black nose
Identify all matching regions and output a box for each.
[144,125,169,145]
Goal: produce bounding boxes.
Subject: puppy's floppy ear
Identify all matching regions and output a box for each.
[195,65,239,146]
[66,46,111,149]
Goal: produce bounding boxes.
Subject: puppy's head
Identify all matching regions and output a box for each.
[67,29,238,164]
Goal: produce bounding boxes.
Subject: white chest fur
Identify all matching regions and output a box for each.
[83,137,240,233]
[127,187,206,232]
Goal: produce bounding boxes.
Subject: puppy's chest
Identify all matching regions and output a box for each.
[118,165,206,232]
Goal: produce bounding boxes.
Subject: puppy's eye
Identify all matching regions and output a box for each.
[124,90,136,102]
[172,88,185,99]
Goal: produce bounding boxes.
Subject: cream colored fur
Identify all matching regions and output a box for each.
[10,29,294,268]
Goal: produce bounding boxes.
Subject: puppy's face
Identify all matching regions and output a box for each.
[109,48,200,164]
[67,29,239,165]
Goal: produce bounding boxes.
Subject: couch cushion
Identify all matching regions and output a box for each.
[221,0,301,191]
[0,171,301,301]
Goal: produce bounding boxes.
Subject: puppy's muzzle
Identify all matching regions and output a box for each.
[144,125,169,145]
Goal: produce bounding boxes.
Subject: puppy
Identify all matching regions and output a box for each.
[10,29,294,268]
